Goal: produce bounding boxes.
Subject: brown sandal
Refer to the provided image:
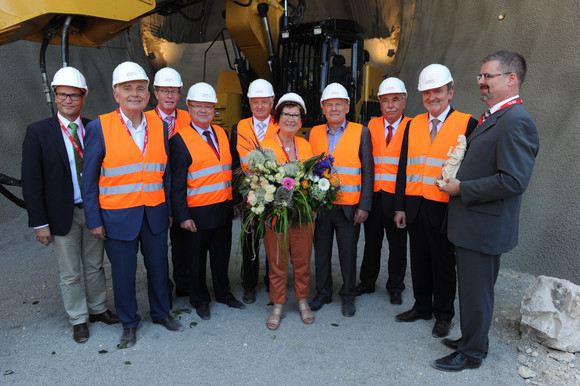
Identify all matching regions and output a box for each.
[266,305,283,330]
[298,300,314,324]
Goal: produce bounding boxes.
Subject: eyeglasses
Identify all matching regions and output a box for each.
[476,72,512,81]
[281,112,301,119]
[188,104,214,111]
[55,92,83,101]
[157,89,180,96]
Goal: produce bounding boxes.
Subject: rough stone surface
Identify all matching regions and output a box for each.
[520,275,580,352]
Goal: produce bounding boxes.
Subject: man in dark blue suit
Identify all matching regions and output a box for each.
[22,67,119,343]
[433,51,539,371]
[83,62,183,348]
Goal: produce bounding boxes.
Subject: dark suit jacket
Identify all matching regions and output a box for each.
[394,108,478,227]
[170,125,232,231]
[448,103,539,255]
[82,116,171,241]
[21,115,91,236]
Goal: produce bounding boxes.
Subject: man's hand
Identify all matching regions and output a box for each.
[438,177,461,196]
[353,209,368,225]
[90,226,107,240]
[394,211,406,229]
[168,215,173,228]
[181,219,197,232]
[35,227,52,245]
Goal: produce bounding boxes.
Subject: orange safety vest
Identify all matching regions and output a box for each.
[98,111,166,209]
[261,135,313,163]
[179,124,232,208]
[309,122,363,205]
[144,108,191,138]
[405,111,471,203]
[368,116,411,194]
[236,117,279,170]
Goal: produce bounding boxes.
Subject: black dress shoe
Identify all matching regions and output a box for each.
[389,292,402,305]
[220,293,246,309]
[196,304,211,320]
[153,315,184,332]
[395,309,432,322]
[120,328,137,348]
[442,338,488,358]
[309,296,332,311]
[89,310,121,325]
[73,323,89,343]
[355,283,375,296]
[242,288,256,304]
[432,351,481,372]
[395,309,431,322]
[432,320,451,338]
[341,299,356,317]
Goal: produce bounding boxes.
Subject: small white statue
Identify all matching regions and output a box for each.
[436,135,467,187]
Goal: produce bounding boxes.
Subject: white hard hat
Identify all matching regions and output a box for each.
[276,92,307,114]
[186,82,218,103]
[51,67,88,95]
[417,64,454,91]
[112,61,149,89]
[320,82,350,103]
[153,67,183,88]
[378,77,406,97]
[247,79,274,98]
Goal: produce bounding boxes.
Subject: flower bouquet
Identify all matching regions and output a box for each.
[238,147,340,242]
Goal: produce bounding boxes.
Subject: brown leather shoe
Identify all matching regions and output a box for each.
[73,323,89,343]
[89,310,121,325]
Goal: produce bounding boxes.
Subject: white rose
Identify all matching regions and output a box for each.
[264,192,274,202]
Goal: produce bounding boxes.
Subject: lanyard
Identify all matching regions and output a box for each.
[58,117,84,159]
[117,108,148,156]
[480,98,523,125]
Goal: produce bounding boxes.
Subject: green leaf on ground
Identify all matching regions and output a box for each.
[117,342,127,349]
[331,323,339,327]
[98,350,108,354]
[4,370,14,375]
[32,301,39,305]
[51,351,55,355]
[124,361,131,365]
[272,335,276,340]
[189,322,197,328]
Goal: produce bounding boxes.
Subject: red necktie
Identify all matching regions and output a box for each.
[203,130,220,160]
[166,115,175,138]
[386,125,394,147]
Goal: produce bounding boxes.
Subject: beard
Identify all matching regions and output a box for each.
[480,86,491,102]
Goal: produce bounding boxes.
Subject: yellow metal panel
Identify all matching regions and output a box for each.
[0,0,155,46]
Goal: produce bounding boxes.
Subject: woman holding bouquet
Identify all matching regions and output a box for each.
[261,93,315,330]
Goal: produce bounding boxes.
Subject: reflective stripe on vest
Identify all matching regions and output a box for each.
[309,122,363,205]
[179,124,233,207]
[236,117,279,171]
[368,116,411,193]
[405,111,471,202]
[98,111,167,209]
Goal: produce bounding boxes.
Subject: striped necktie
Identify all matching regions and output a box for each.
[256,122,266,142]
[166,115,175,138]
[69,123,83,192]
[386,125,394,147]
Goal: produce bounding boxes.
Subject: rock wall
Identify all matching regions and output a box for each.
[1,0,578,283]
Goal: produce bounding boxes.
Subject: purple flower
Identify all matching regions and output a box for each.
[313,155,335,177]
[282,177,295,191]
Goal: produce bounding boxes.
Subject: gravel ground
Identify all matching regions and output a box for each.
[0,212,577,385]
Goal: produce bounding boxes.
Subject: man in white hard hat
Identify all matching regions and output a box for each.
[229,78,279,304]
[393,64,477,339]
[21,66,119,344]
[433,51,538,371]
[170,82,245,321]
[145,67,191,300]
[308,82,374,317]
[356,77,411,305]
[83,61,183,348]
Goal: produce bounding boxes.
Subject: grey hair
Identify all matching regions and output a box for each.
[482,50,527,85]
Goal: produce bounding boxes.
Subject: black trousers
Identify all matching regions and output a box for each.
[456,246,500,362]
[313,207,360,301]
[360,194,407,294]
[170,223,189,293]
[407,202,456,321]
[184,221,233,308]
[240,213,269,289]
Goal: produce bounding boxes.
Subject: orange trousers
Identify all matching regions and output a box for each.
[263,223,314,304]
